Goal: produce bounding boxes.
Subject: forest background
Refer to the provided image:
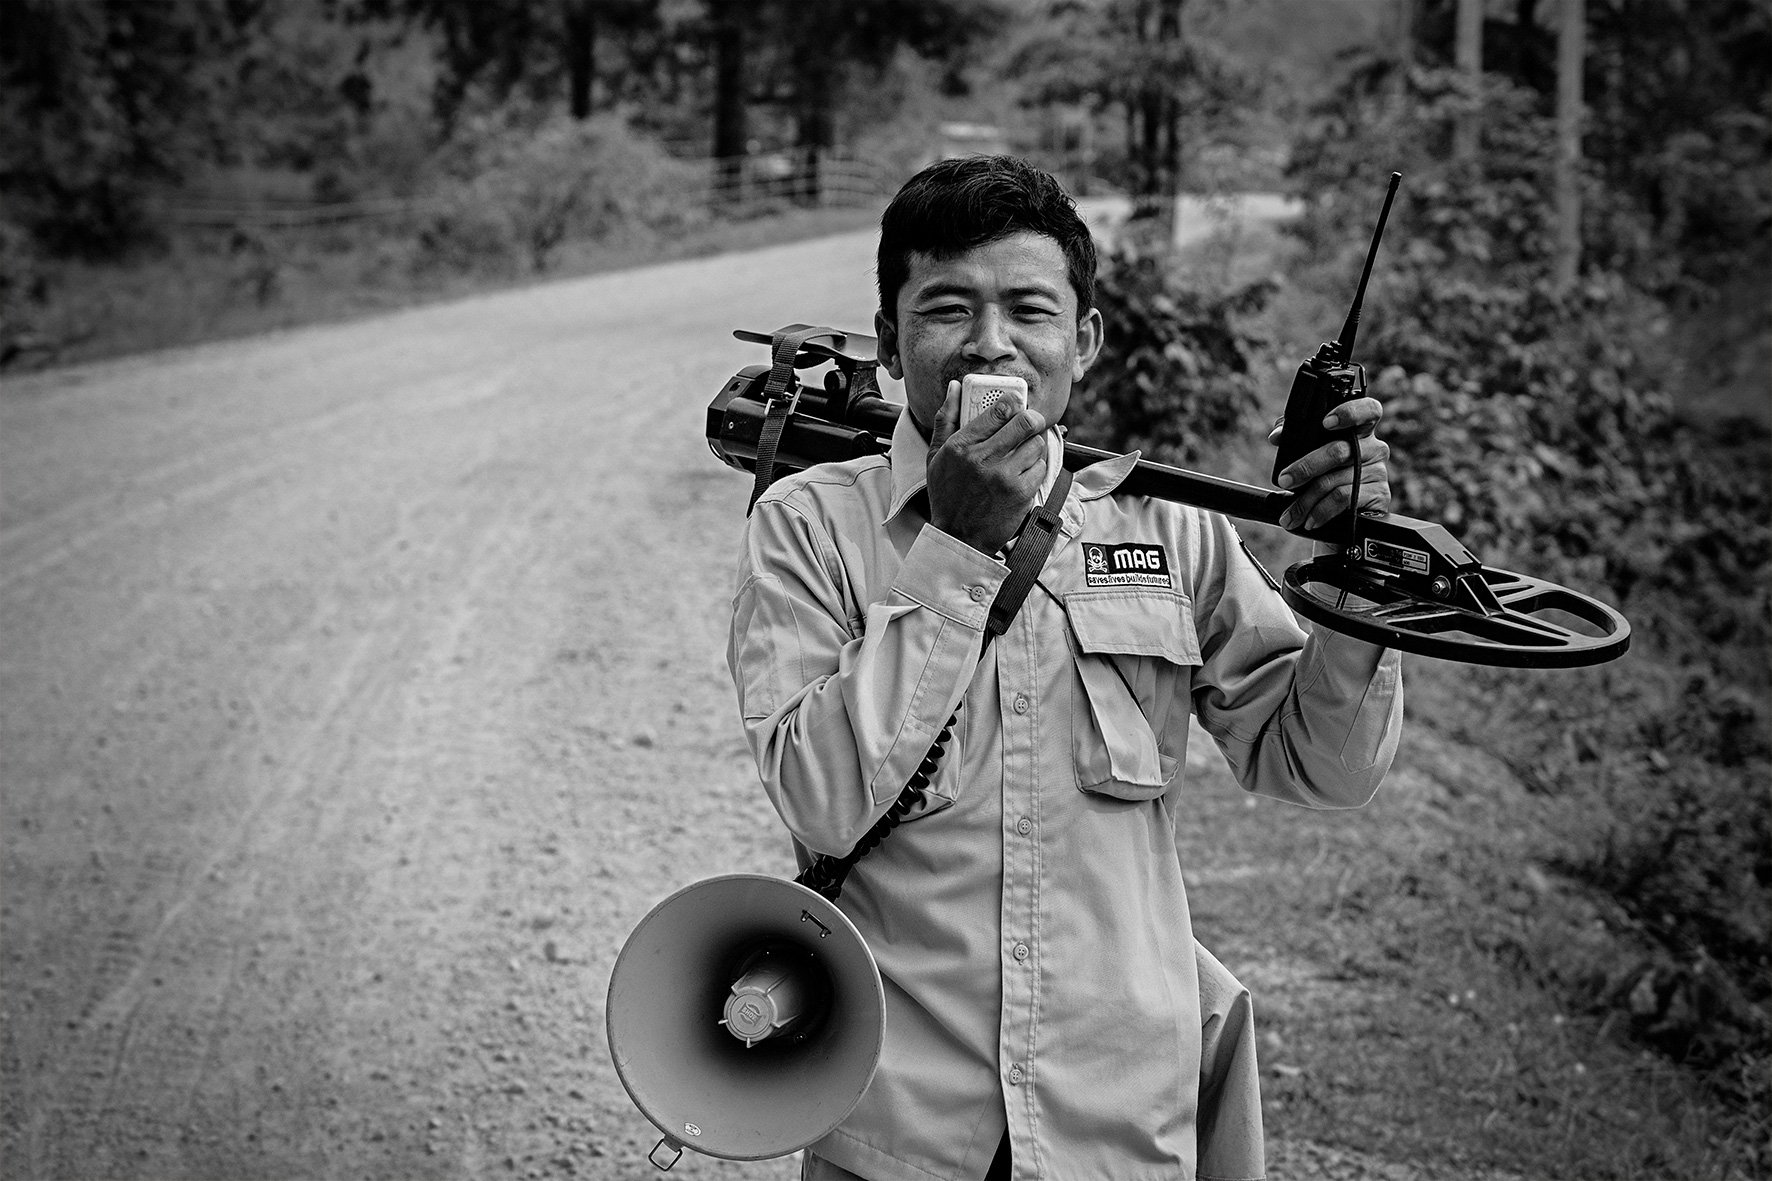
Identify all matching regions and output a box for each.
[3,0,1767,1177]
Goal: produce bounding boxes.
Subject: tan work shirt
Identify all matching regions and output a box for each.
[727,412,1404,1181]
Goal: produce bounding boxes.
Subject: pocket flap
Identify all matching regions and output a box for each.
[1074,655,1167,790]
[1063,588,1200,666]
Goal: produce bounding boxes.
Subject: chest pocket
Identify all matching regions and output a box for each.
[1062,587,1202,799]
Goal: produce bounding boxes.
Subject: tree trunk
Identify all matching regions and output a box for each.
[1553,0,1584,290]
[1454,0,1483,162]
[709,0,747,208]
[795,59,833,206]
[1389,0,1415,118]
[1127,0,1182,241]
[1157,0,1182,200]
[564,0,594,120]
[1139,89,1162,196]
[1125,104,1141,199]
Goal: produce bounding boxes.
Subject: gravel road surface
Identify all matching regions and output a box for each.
[2,233,898,1180]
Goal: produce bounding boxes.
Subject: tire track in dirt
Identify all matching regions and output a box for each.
[4,314,600,1176]
[0,368,515,596]
[22,500,498,1176]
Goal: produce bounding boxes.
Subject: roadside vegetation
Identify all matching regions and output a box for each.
[4,0,1765,1176]
[1066,7,1767,1176]
[0,0,1002,370]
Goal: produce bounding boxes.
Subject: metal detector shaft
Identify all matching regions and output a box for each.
[1062,441,1292,527]
[709,373,1296,529]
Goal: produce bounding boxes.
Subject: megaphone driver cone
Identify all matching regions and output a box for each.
[606,874,885,1162]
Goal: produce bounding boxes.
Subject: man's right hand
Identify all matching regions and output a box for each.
[925,379,1050,554]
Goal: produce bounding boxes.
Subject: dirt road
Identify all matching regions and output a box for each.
[1,234,899,1180]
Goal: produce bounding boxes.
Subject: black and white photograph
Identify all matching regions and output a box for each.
[2,1,1766,1178]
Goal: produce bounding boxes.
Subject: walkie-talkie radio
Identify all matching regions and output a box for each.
[1270,172,1402,487]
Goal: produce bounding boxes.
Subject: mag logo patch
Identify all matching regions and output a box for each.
[1083,542,1172,588]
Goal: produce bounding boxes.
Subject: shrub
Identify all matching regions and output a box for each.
[1287,61,1771,1132]
[414,112,707,274]
[1069,243,1274,467]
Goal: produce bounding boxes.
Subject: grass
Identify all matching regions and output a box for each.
[1201,519,1765,1179]
[2,202,885,374]
[1184,694,1762,1179]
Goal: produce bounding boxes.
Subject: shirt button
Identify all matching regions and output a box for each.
[968,585,987,602]
[1016,816,1033,836]
[1011,942,1030,962]
[1007,1063,1025,1086]
[1012,693,1030,714]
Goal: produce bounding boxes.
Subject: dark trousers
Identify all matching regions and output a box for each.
[985,1132,1010,1181]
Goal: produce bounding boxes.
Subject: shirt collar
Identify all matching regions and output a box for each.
[884,409,935,524]
[881,408,1144,527]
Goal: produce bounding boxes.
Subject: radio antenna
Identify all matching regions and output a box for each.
[1336,171,1403,365]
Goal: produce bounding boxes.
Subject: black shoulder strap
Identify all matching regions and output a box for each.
[989,468,1072,637]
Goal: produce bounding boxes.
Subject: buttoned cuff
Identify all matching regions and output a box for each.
[892,524,1010,630]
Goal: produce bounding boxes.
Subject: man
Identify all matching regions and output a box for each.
[726,156,1403,1181]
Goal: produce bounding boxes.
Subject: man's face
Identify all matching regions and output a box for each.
[876,231,1103,434]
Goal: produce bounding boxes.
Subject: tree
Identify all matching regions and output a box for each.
[1009,0,1252,236]
[1551,0,1581,289]
[0,0,259,254]
[362,0,663,128]
[1579,0,1770,288]
[1453,0,1483,161]
[707,0,747,203]
[1302,0,1769,295]
[753,0,1002,202]
[563,0,595,118]
[373,0,999,202]
[1128,0,1186,225]
[1394,0,1415,72]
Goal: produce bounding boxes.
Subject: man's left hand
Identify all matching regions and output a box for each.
[1269,397,1391,534]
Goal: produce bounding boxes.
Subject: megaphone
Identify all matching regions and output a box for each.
[606,874,886,1169]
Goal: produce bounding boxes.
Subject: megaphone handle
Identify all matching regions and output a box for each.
[649,1137,683,1170]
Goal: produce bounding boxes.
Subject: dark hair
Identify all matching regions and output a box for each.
[876,155,1097,318]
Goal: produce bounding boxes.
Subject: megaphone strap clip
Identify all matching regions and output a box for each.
[648,1137,683,1170]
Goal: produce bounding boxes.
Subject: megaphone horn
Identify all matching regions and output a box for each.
[606,874,885,1168]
